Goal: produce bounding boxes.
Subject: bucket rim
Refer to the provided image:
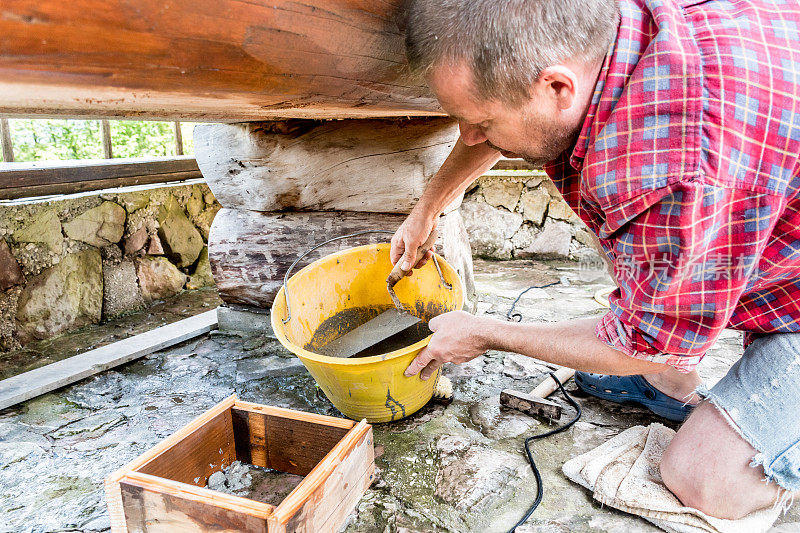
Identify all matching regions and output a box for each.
[270,242,465,366]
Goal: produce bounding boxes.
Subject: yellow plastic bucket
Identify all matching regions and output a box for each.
[271,242,464,423]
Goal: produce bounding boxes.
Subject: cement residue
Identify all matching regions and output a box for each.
[1,259,798,532]
[305,303,445,358]
[206,460,304,505]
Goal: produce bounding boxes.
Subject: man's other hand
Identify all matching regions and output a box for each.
[404,311,489,380]
[390,212,437,277]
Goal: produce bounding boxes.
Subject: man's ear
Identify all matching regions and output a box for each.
[536,65,579,110]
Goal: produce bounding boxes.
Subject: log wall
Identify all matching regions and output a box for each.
[194,119,460,213]
[208,209,473,309]
[0,1,443,121]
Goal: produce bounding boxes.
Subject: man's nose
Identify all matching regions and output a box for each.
[458,122,487,145]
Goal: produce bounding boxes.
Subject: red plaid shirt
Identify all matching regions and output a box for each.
[545,0,800,371]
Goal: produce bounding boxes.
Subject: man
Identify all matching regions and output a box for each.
[391,0,800,521]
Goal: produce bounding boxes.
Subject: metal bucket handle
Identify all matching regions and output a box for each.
[281,230,452,324]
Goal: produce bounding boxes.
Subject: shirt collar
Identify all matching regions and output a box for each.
[569,43,615,171]
[565,0,650,171]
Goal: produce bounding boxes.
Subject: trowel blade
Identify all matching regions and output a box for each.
[318,309,422,358]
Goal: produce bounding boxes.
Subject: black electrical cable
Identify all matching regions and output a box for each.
[505,281,560,322]
[507,372,582,532]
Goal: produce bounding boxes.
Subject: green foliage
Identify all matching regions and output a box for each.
[5,119,196,162]
[110,120,175,158]
[10,119,104,161]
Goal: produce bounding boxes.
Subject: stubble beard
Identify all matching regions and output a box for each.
[489,114,580,168]
[520,121,581,168]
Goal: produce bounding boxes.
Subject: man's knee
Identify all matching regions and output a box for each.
[659,433,710,512]
[659,402,782,519]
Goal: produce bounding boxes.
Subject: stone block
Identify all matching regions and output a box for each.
[547,198,579,222]
[16,249,102,344]
[102,260,145,319]
[434,437,527,511]
[147,234,164,255]
[63,201,126,247]
[186,247,214,290]
[460,201,522,260]
[135,256,187,303]
[123,226,148,256]
[0,239,24,290]
[194,204,221,241]
[479,178,523,212]
[575,228,595,247]
[525,176,545,188]
[186,186,205,217]
[520,188,550,226]
[156,196,204,267]
[119,192,149,213]
[512,220,572,258]
[13,210,63,253]
[217,305,271,334]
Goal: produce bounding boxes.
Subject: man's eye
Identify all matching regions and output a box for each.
[479,121,490,130]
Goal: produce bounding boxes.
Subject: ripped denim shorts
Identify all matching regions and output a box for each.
[698,332,800,492]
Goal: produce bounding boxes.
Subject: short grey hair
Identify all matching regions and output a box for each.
[405,0,620,104]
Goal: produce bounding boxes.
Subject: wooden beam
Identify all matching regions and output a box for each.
[208,208,476,310]
[0,309,218,410]
[0,1,442,121]
[493,158,538,171]
[0,156,201,199]
[100,119,113,159]
[174,122,184,156]
[194,118,459,213]
[0,119,14,162]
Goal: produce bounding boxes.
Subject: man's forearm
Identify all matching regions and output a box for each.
[415,138,501,218]
[479,316,667,375]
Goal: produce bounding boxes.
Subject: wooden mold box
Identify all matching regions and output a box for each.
[105,395,374,533]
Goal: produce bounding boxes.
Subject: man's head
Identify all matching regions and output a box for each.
[405,0,620,166]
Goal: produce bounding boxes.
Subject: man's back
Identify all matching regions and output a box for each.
[546,0,800,368]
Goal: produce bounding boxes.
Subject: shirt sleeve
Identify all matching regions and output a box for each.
[593,177,785,372]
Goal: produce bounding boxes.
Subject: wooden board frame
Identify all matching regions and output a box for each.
[105,395,374,533]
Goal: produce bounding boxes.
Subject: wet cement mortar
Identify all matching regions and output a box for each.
[1,259,798,532]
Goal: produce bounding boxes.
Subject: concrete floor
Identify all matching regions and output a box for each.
[0,259,798,532]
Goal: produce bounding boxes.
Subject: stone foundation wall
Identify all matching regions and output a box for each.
[0,183,221,351]
[0,170,592,352]
[459,171,594,260]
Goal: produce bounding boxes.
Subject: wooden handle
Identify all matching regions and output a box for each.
[387,229,438,287]
[529,367,575,399]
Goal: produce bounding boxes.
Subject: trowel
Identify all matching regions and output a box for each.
[318,231,438,358]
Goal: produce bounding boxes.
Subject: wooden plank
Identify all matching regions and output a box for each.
[492,158,538,171]
[0,156,201,199]
[0,171,203,200]
[120,473,271,532]
[0,309,218,410]
[230,405,352,477]
[0,0,442,121]
[0,119,13,163]
[272,421,374,532]
[194,118,459,213]
[105,394,239,533]
[137,409,237,486]
[233,401,355,429]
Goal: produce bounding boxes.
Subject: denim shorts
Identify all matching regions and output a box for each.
[697,332,800,492]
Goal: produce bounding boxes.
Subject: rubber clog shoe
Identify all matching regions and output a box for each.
[574,372,694,422]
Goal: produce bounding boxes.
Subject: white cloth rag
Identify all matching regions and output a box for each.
[562,423,781,533]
